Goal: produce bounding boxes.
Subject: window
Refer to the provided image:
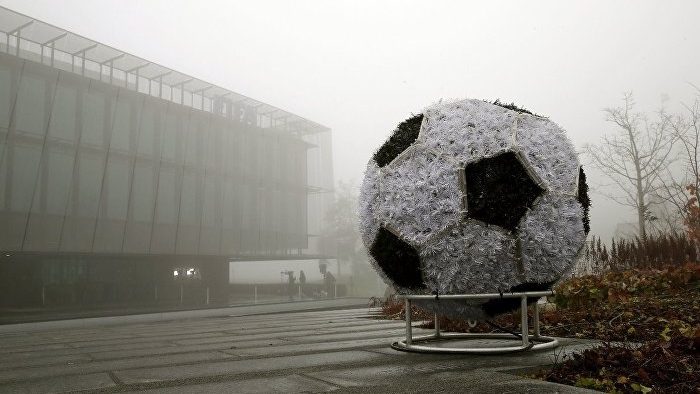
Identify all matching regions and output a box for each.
[76,153,103,218]
[130,160,155,222]
[11,144,42,212]
[155,169,177,224]
[0,65,17,129]
[47,78,78,142]
[81,90,109,147]
[45,148,75,215]
[179,172,199,225]
[14,72,48,136]
[104,157,129,219]
[111,93,141,153]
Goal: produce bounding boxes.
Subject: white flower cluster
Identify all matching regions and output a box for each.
[520,194,586,282]
[359,98,587,319]
[377,146,462,246]
[420,221,517,295]
[358,160,380,247]
[515,116,579,195]
[420,100,514,164]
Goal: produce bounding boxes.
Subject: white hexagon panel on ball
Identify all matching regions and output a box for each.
[378,144,463,248]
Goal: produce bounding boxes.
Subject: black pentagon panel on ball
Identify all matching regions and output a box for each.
[578,166,591,235]
[464,151,544,232]
[369,227,426,290]
[373,114,424,167]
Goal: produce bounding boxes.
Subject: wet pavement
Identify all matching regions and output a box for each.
[0,299,601,393]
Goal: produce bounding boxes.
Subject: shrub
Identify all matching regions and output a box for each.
[577,233,697,275]
[555,262,700,310]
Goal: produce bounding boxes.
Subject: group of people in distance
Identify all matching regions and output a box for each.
[285,268,336,300]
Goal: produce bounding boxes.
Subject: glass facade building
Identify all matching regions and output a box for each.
[0,7,333,308]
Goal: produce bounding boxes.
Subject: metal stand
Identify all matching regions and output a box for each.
[391,291,559,354]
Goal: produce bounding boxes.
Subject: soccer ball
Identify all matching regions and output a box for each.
[359,98,590,320]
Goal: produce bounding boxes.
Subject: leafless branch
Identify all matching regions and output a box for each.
[587,92,678,239]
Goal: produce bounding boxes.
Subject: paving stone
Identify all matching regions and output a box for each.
[113,350,385,384]
[172,330,319,346]
[119,374,337,394]
[0,353,93,369]
[0,342,71,354]
[223,337,391,357]
[0,372,114,394]
[89,339,283,361]
[287,328,424,343]
[0,351,234,383]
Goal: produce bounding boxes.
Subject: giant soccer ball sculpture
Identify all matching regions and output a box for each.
[359,98,590,321]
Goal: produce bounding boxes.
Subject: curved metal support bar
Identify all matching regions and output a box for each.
[392,291,559,354]
[391,333,559,354]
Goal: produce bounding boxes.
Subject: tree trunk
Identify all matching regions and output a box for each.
[637,176,647,240]
[637,204,646,240]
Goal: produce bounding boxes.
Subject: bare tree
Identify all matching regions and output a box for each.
[319,181,362,276]
[319,180,382,295]
[586,92,675,239]
[657,84,700,228]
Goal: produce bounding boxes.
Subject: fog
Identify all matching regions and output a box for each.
[4,0,699,242]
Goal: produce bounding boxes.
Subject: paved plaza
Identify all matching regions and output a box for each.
[0,300,600,394]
